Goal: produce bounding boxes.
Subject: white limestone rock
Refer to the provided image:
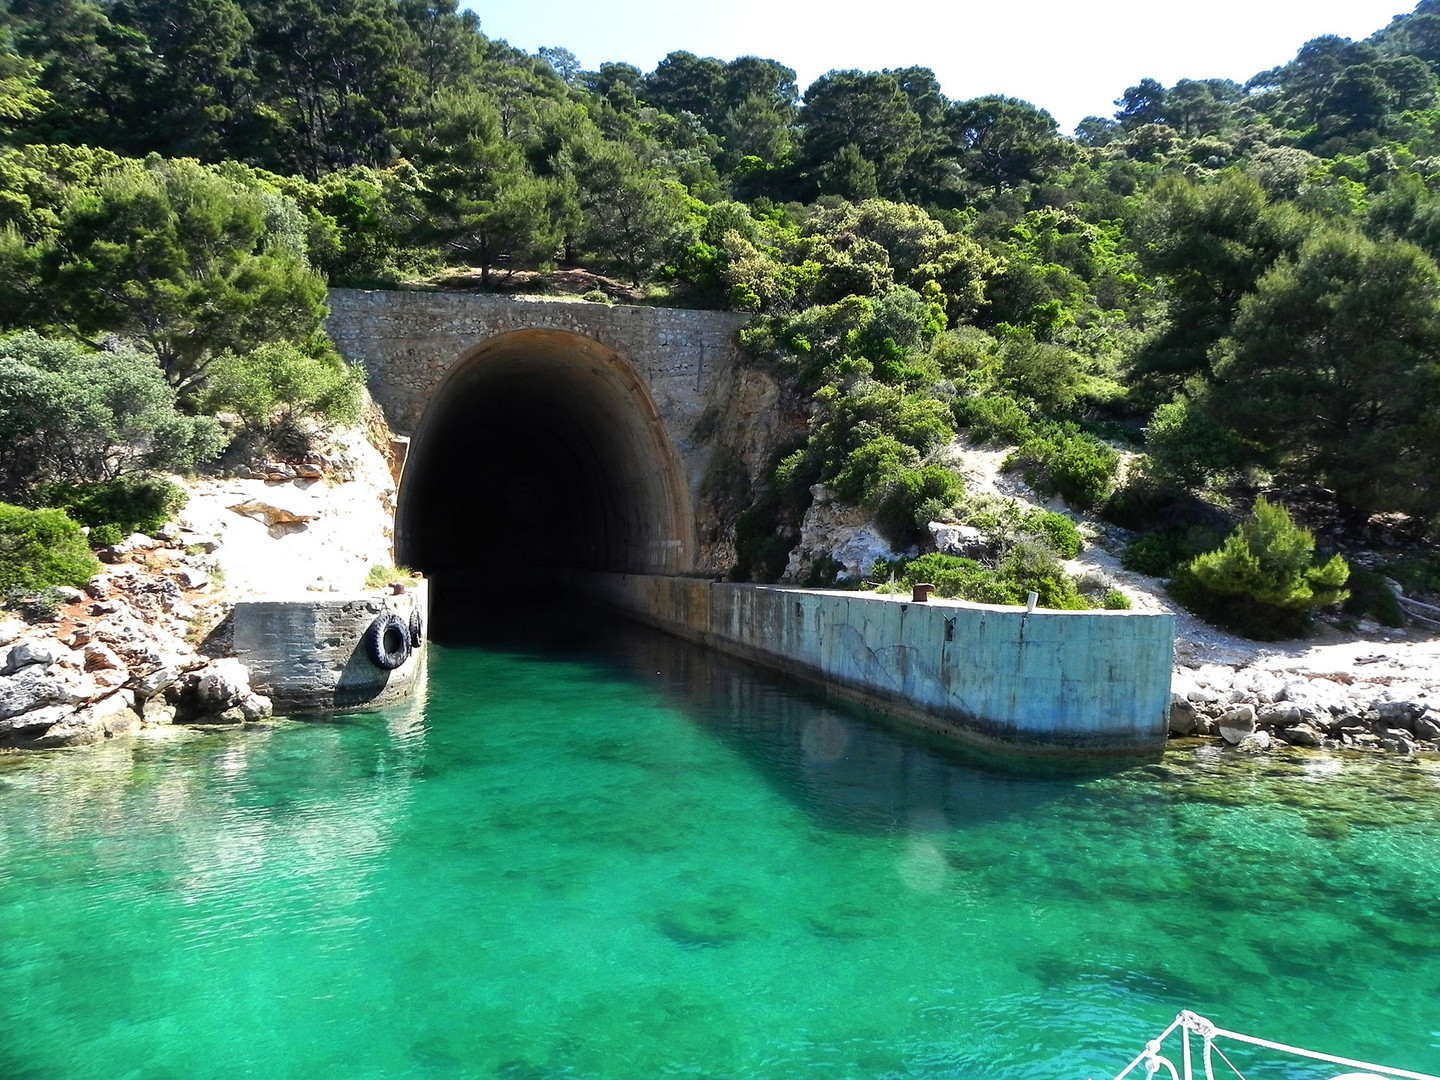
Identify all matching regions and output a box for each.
[0,664,95,721]
[928,522,988,558]
[2,640,59,675]
[1217,705,1257,745]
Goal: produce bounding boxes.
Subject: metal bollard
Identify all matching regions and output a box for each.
[912,583,935,603]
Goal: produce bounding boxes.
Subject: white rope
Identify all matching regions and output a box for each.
[1106,1012,1440,1080]
[1204,1024,1440,1080]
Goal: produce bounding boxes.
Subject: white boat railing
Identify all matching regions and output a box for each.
[1105,1010,1440,1080]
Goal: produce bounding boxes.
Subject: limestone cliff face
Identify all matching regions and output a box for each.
[690,361,803,575]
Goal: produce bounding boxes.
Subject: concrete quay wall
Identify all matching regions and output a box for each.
[232,582,428,714]
[584,574,1174,758]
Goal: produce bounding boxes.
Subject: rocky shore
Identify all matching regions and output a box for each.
[1169,660,1439,755]
[0,527,273,750]
[0,426,399,753]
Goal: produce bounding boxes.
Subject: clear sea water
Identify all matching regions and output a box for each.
[2,614,1439,1080]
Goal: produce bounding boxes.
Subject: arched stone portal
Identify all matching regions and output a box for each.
[396,329,696,580]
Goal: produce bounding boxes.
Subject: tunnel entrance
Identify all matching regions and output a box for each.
[395,329,694,624]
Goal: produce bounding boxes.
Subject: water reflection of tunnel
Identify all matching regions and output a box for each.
[395,329,694,605]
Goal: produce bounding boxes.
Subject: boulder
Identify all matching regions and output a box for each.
[238,693,273,722]
[30,692,138,748]
[1257,703,1305,728]
[176,658,254,720]
[1237,729,1272,753]
[929,522,990,559]
[2,640,58,675]
[139,697,176,725]
[1168,696,1198,737]
[1412,714,1440,742]
[54,586,85,603]
[294,462,324,480]
[0,703,76,738]
[1217,705,1257,745]
[169,567,210,591]
[0,665,94,721]
[0,619,24,646]
[1278,723,1324,748]
[1381,734,1416,756]
[1374,700,1423,727]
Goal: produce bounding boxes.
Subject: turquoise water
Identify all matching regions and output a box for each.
[3,617,1440,1080]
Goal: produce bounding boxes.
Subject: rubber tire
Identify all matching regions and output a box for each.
[408,606,424,650]
[365,613,411,670]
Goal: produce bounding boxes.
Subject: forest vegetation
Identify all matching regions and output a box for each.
[3,0,1440,635]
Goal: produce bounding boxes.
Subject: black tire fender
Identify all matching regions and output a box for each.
[365,613,411,670]
[408,606,424,650]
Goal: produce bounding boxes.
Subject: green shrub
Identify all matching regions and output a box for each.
[364,564,414,589]
[954,394,1034,444]
[1032,511,1082,559]
[897,553,1009,604]
[39,477,188,540]
[1045,433,1121,508]
[830,435,920,505]
[1121,524,1226,577]
[1144,398,1243,489]
[998,538,1090,609]
[88,523,123,548]
[892,546,1090,610]
[1169,497,1349,639]
[204,339,364,436]
[581,289,611,304]
[0,332,226,499]
[732,502,795,583]
[0,504,100,596]
[1342,569,1407,628]
[1007,428,1119,509]
[1383,554,1440,598]
[803,554,843,587]
[874,464,963,548]
[1103,589,1132,610]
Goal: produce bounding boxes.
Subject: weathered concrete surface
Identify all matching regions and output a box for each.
[583,574,1175,758]
[232,582,428,713]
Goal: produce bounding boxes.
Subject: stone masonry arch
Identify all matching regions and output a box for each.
[396,327,694,577]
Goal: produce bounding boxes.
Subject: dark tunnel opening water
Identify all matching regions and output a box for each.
[2,610,1440,1080]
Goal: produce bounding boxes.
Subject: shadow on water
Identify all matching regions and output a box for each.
[431,590,1141,835]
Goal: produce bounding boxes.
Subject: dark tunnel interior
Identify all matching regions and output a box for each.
[395,331,692,630]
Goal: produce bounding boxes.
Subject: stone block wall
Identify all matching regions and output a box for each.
[327,289,751,437]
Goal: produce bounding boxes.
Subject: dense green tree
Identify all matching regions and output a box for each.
[643,50,727,125]
[1114,77,1169,129]
[537,46,580,85]
[0,24,49,139]
[0,331,225,497]
[946,95,1067,195]
[29,158,327,388]
[402,87,561,285]
[1208,225,1440,520]
[247,0,424,178]
[1134,173,1306,386]
[576,143,690,285]
[800,70,920,196]
[109,0,255,157]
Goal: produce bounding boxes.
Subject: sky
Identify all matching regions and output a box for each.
[467,0,1414,134]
